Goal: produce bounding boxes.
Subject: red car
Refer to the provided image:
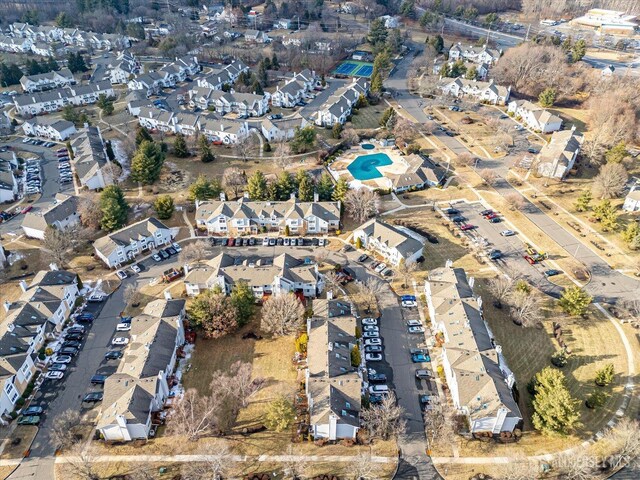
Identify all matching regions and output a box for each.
[523,255,536,265]
[485,213,498,220]
[21,205,33,214]
[227,237,235,246]
[460,224,475,231]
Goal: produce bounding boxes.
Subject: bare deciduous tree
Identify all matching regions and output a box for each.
[593,163,628,199]
[344,189,380,225]
[601,418,640,469]
[180,443,231,480]
[50,410,81,452]
[168,388,221,441]
[509,290,544,327]
[423,402,456,449]
[234,133,256,162]
[43,227,72,267]
[273,142,291,170]
[65,445,100,480]
[222,167,246,199]
[122,283,139,306]
[478,168,498,186]
[488,276,514,306]
[341,128,360,147]
[282,444,309,480]
[553,450,596,480]
[496,454,536,480]
[357,277,384,313]
[77,196,102,230]
[504,192,526,211]
[349,452,375,480]
[179,240,209,267]
[323,270,342,297]
[261,293,306,336]
[393,117,418,146]
[456,152,474,167]
[360,392,406,440]
[210,361,265,409]
[395,260,417,288]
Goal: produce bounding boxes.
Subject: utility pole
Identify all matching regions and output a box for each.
[525,24,531,42]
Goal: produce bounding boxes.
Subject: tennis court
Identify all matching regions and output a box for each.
[332,60,375,78]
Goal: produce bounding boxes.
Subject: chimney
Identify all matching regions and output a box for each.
[3,301,11,313]
[164,290,172,300]
[469,277,475,289]
[290,192,296,201]
[313,191,319,202]
[49,263,58,271]
[19,280,28,293]
[184,263,190,275]
[327,290,333,300]
[219,191,226,202]
[243,191,249,199]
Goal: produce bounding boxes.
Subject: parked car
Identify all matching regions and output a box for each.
[363,325,379,332]
[368,373,387,383]
[82,392,104,403]
[105,350,123,360]
[112,337,129,346]
[172,242,182,253]
[451,215,466,223]
[269,238,276,246]
[130,264,141,274]
[460,224,475,231]
[406,319,422,327]
[365,353,383,362]
[500,230,516,236]
[48,363,67,372]
[489,250,503,260]
[59,347,78,356]
[489,217,502,223]
[45,371,64,380]
[165,247,177,256]
[364,345,383,353]
[152,253,162,262]
[22,405,44,416]
[401,300,417,308]
[415,369,432,379]
[116,323,131,331]
[61,340,81,349]
[363,331,380,339]
[357,254,369,262]
[408,326,426,334]
[362,317,378,326]
[53,354,72,364]
[17,415,41,425]
[67,326,85,334]
[368,385,389,394]
[87,293,104,302]
[91,374,108,385]
[411,348,431,363]
[115,270,128,280]
[544,269,562,277]
[401,295,416,302]
[419,394,435,411]
[364,338,382,346]
[374,263,387,273]
[64,332,83,341]
[158,249,170,260]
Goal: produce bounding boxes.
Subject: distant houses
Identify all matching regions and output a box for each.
[20,68,75,93]
[507,100,563,133]
[536,126,583,179]
[13,81,116,116]
[353,219,424,266]
[94,217,173,268]
[448,43,502,65]
[22,117,76,141]
[438,78,511,105]
[313,78,370,127]
[622,186,640,212]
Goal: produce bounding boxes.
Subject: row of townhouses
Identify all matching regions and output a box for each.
[94,217,173,268]
[0,152,19,203]
[8,22,130,50]
[306,299,361,440]
[507,100,563,133]
[0,34,54,57]
[70,126,116,190]
[134,106,249,144]
[271,69,318,108]
[195,197,341,236]
[195,59,249,90]
[97,298,186,441]
[448,43,502,65]
[22,117,77,141]
[353,219,424,267]
[13,81,115,116]
[313,78,370,127]
[536,126,583,179]
[127,56,200,96]
[20,68,75,93]
[183,253,322,298]
[0,268,80,418]
[439,78,511,105]
[106,51,141,85]
[22,193,80,240]
[425,265,523,436]
[188,87,268,117]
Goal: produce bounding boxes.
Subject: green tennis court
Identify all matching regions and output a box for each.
[332,60,375,78]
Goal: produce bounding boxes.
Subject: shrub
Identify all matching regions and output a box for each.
[595,363,614,386]
[351,345,361,367]
[295,333,308,355]
[585,391,608,409]
[551,351,567,368]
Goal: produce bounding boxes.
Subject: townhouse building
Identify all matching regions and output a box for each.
[22,194,80,240]
[9,22,129,50]
[199,116,249,144]
[94,217,173,268]
[0,158,18,203]
[98,299,185,441]
[0,34,32,54]
[385,154,446,193]
[259,114,307,142]
[183,252,322,298]
[448,43,502,65]
[271,69,318,108]
[536,126,583,179]
[306,299,361,440]
[507,100,563,133]
[22,117,77,141]
[70,126,116,190]
[438,78,511,105]
[195,197,341,236]
[128,72,173,97]
[313,78,370,127]
[353,219,424,266]
[20,69,75,93]
[425,265,522,436]
[108,52,140,85]
[0,268,80,417]
[188,87,268,117]
[13,81,115,116]
[623,186,640,212]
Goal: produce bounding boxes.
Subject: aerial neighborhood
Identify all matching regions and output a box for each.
[0,1,639,480]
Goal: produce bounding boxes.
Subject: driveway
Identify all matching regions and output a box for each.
[298,78,349,119]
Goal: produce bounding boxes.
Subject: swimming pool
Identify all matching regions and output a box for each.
[347,153,393,181]
[361,143,375,150]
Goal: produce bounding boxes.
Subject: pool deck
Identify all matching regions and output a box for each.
[328,144,412,190]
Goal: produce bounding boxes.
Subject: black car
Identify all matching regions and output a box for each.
[445,208,459,215]
[368,373,387,383]
[67,326,85,335]
[62,340,81,349]
[165,247,177,256]
[312,238,319,246]
[364,345,383,353]
[451,215,466,223]
[90,375,107,385]
[77,313,94,322]
[82,392,104,403]
[105,350,123,360]
[64,332,83,341]
[343,267,356,279]
[59,347,79,356]
[357,254,369,262]
[159,250,170,260]
[277,237,284,246]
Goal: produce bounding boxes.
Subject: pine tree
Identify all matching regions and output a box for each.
[538,87,557,108]
[332,122,343,139]
[173,133,189,157]
[252,79,264,95]
[153,195,174,219]
[531,367,580,435]
[200,138,215,163]
[271,53,279,70]
[559,286,592,316]
[332,177,349,202]
[188,175,221,201]
[371,72,383,94]
[316,172,334,201]
[605,142,628,164]
[574,189,592,212]
[130,140,164,184]
[258,61,268,86]
[379,107,396,127]
[572,39,587,62]
[622,222,640,249]
[276,171,294,201]
[99,185,128,232]
[135,126,153,146]
[230,281,255,326]
[247,171,268,200]
[298,173,315,202]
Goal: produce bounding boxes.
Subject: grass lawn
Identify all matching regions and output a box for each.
[0,426,37,459]
[346,103,385,130]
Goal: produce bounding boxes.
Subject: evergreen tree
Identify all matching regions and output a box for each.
[622,222,640,250]
[266,181,279,201]
[26,59,41,75]
[188,175,221,201]
[247,171,268,200]
[173,133,189,157]
[258,61,268,86]
[252,79,264,95]
[572,39,587,62]
[199,136,215,163]
[574,189,592,212]
[605,142,628,164]
[316,172,334,201]
[386,28,403,54]
[46,57,60,71]
[271,53,279,70]
[531,367,580,435]
[99,185,128,232]
[153,195,174,219]
[371,71,383,94]
[276,171,294,201]
[230,281,255,326]
[429,34,444,53]
[96,94,114,115]
[368,18,388,51]
[130,140,165,185]
[538,87,557,108]
[289,126,316,154]
[332,123,343,139]
[332,177,349,202]
[297,172,315,202]
[55,12,73,28]
[559,286,592,316]
[135,126,153,146]
[464,66,477,80]
[379,107,396,128]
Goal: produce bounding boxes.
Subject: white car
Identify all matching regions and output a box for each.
[53,355,72,364]
[368,384,389,394]
[406,319,422,327]
[363,331,380,339]
[111,337,129,346]
[364,338,382,346]
[363,325,379,332]
[130,264,141,274]
[262,237,270,246]
[319,238,325,246]
[46,371,64,380]
[172,242,182,253]
[365,353,383,362]
[408,326,426,334]
[115,270,128,280]
[152,253,162,262]
[362,318,378,326]
[284,238,290,246]
[500,230,516,237]
[116,323,131,332]
[374,263,387,273]
[401,300,417,308]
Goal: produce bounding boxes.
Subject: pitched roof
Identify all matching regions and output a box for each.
[94,217,170,258]
[358,219,423,258]
[21,193,78,233]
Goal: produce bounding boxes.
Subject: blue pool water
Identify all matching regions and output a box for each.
[361,143,375,150]
[347,153,392,181]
